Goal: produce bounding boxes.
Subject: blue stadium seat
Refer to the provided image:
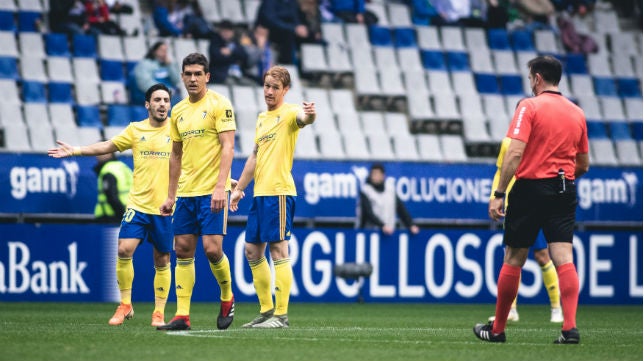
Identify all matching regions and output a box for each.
[44,33,71,57]
[17,11,41,32]
[420,50,446,70]
[475,73,499,94]
[0,57,19,79]
[586,121,608,139]
[0,11,16,31]
[499,74,524,95]
[487,29,511,50]
[75,105,102,127]
[393,27,417,47]
[107,104,132,126]
[100,60,125,81]
[22,80,46,102]
[446,51,469,71]
[369,25,393,46]
[609,122,633,140]
[73,34,97,58]
[510,30,535,51]
[565,54,588,74]
[593,77,618,96]
[130,105,148,121]
[631,122,643,141]
[48,82,73,103]
[617,78,642,97]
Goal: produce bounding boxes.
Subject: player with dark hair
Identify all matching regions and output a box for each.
[48,83,173,327]
[230,65,316,328]
[473,55,589,344]
[158,53,236,331]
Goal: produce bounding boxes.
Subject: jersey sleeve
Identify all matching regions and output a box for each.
[110,124,133,152]
[289,104,302,131]
[214,96,236,133]
[578,120,589,154]
[169,114,181,142]
[506,98,533,143]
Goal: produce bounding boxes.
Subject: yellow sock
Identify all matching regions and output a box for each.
[209,254,233,301]
[541,260,561,308]
[116,257,133,305]
[153,264,171,314]
[273,258,292,316]
[175,258,195,316]
[249,257,274,313]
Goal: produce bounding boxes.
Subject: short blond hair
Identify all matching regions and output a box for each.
[263,66,291,88]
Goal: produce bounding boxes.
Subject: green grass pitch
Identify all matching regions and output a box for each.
[1,302,641,361]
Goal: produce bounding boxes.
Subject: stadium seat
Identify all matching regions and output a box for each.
[0,31,18,57]
[451,71,477,95]
[384,112,411,136]
[75,105,102,127]
[0,79,20,104]
[369,25,393,47]
[365,2,389,26]
[403,69,429,95]
[19,32,45,59]
[48,103,76,128]
[100,81,128,104]
[374,47,399,72]
[346,23,371,51]
[360,111,388,136]
[631,122,643,141]
[0,10,15,31]
[617,78,642,97]
[487,28,511,50]
[427,70,453,95]
[107,104,132,126]
[131,105,148,121]
[609,122,633,140]
[446,51,469,72]
[0,56,18,79]
[611,54,635,78]
[492,50,519,74]
[123,36,146,62]
[44,33,70,57]
[318,129,346,159]
[586,121,609,139]
[294,128,320,159]
[197,0,220,23]
[593,77,618,96]
[440,134,468,162]
[22,80,46,102]
[416,134,444,161]
[17,11,41,32]
[73,34,97,58]
[624,98,643,121]
[469,49,494,73]
[74,81,101,105]
[474,73,499,94]
[172,38,197,61]
[462,113,491,142]
[599,97,626,121]
[393,27,416,47]
[366,133,395,160]
[321,22,347,46]
[46,57,73,83]
[300,43,329,75]
[231,85,259,112]
[569,74,595,97]
[587,54,612,77]
[342,133,370,159]
[99,60,125,81]
[416,25,442,50]
[499,74,524,95]
[565,53,588,74]
[392,133,420,160]
[2,123,31,151]
[388,3,413,27]
[72,58,100,84]
[615,139,642,166]
[464,28,488,52]
[420,50,446,70]
[432,93,460,119]
[575,95,603,120]
[440,26,466,52]
[510,30,535,52]
[98,35,124,61]
[217,0,245,24]
[590,139,618,165]
[48,82,73,103]
[19,56,47,81]
[396,48,422,72]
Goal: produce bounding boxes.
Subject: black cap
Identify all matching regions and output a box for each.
[219,20,234,30]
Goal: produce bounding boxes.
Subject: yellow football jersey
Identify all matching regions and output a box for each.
[490,137,516,206]
[253,103,301,196]
[170,89,236,196]
[111,118,172,215]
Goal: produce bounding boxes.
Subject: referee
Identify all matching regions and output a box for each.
[473,55,589,344]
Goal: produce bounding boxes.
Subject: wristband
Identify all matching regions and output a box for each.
[493,190,505,198]
[72,146,82,156]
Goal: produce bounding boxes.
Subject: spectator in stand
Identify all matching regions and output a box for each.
[84,0,127,35]
[551,0,595,16]
[104,0,133,14]
[256,0,309,64]
[130,41,182,105]
[428,0,487,27]
[298,0,323,44]
[324,0,379,25]
[208,20,254,86]
[49,0,90,36]
[153,0,212,39]
[357,163,420,235]
[241,25,273,85]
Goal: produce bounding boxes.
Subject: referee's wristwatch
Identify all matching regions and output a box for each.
[493,190,506,199]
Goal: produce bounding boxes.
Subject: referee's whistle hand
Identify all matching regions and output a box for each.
[488,198,505,221]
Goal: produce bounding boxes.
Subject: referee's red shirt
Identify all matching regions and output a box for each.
[506,91,588,180]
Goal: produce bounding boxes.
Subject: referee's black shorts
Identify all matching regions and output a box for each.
[503,177,577,248]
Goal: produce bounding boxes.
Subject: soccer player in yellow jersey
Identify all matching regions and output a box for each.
[48,84,173,327]
[158,53,236,331]
[230,65,316,328]
[487,137,563,324]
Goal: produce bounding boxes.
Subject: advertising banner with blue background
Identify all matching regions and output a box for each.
[1,224,640,304]
[0,154,641,223]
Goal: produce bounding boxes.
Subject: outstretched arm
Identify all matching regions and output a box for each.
[48,140,118,158]
[296,101,316,127]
